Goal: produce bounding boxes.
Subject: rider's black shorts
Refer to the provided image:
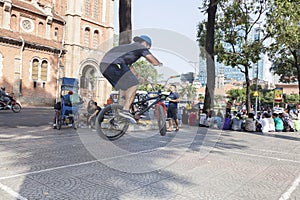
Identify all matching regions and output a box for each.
[100,63,139,90]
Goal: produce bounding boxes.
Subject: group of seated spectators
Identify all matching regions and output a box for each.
[199,108,300,133]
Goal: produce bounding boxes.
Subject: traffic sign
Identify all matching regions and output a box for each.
[253,91,259,97]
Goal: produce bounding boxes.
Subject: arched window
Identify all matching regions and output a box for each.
[38,22,44,37]
[11,14,17,30]
[93,30,99,49]
[32,59,39,81]
[84,27,90,47]
[31,58,49,85]
[93,0,99,19]
[85,0,90,16]
[54,27,59,40]
[41,60,48,82]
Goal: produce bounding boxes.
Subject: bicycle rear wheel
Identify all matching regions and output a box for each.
[96,104,129,140]
[157,104,167,136]
[56,111,62,130]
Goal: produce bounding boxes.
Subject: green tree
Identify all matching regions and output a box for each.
[178,84,197,101]
[214,0,268,114]
[226,88,246,104]
[286,93,299,103]
[256,88,274,108]
[132,60,161,92]
[266,0,300,101]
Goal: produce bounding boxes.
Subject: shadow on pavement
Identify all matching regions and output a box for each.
[0,115,251,199]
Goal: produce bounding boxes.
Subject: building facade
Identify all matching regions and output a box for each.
[0,0,114,106]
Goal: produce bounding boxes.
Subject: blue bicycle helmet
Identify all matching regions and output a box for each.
[133,35,152,47]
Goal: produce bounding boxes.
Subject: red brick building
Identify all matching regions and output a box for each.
[0,0,114,105]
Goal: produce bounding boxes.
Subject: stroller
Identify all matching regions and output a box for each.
[54,77,82,130]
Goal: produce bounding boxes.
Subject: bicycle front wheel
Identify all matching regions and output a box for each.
[96,104,129,140]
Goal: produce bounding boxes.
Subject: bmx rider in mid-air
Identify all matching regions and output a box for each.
[99,35,162,123]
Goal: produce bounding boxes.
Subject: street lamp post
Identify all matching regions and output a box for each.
[188,61,199,81]
[254,22,262,117]
[255,62,259,117]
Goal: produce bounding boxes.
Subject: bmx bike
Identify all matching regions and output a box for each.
[96,89,169,141]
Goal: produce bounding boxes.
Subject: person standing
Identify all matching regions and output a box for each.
[166,85,180,132]
[225,101,232,115]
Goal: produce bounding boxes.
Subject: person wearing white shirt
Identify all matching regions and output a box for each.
[261,112,270,133]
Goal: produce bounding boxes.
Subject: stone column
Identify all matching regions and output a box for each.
[13,56,21,97]
[2,0,12,30]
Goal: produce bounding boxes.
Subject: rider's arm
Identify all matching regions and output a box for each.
[144,54,162,66]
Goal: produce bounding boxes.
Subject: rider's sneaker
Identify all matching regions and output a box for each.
[119,111,137,124]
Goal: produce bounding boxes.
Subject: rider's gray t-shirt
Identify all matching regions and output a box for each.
[100,42,151,70]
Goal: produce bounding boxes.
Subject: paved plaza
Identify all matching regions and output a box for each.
[0,108,300,200]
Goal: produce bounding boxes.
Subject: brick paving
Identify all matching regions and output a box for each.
[0,108,300,200]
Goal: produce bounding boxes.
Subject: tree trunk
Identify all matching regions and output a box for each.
[119,0,132,45]
[203,0,217,112]
[293,50,300,104]
[245,66,251,114]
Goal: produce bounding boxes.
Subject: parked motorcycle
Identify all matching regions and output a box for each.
[0,95,22,113]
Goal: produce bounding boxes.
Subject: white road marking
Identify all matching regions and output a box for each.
[0,182,28,200]
[279,174,300,200]
[0,160,99,180]
[1,142,300,181]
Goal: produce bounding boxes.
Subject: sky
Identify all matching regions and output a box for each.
[113,0,206,81]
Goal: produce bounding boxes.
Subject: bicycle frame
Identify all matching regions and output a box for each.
[131,94,165,117]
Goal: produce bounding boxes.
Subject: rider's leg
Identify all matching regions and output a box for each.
[118,85,138,123]
[4,97,10,108]
[123,85,138,111]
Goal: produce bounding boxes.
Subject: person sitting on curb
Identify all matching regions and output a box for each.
[88,102,102,128]
[260,112,270,133]
[231,113,243,131]
[273,113,284,132]
[245,113,256,132]
[222,113,232,130]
